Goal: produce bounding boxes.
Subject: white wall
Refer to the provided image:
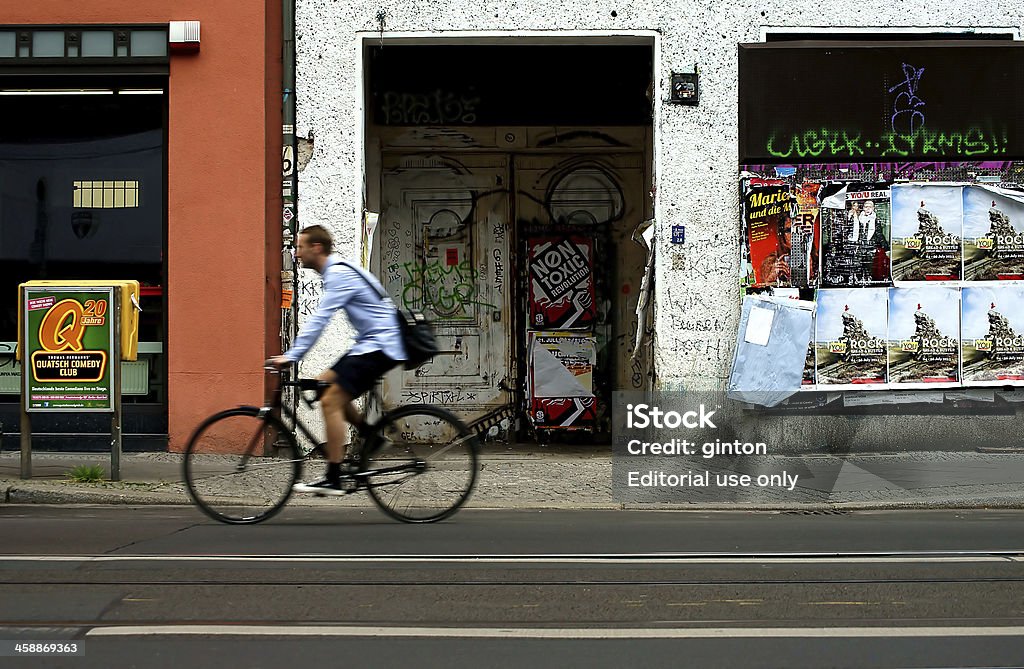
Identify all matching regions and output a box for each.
[294,0,1022,391]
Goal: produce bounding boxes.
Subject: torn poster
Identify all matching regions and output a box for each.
[528,236,596,329]
[528,332,597,429]
[963,185,1024,281]
[530,397,598,430]
[820,183,892,287]
[961,285,1024,386]
[361,211,379,269]
[814,288,889,388]
[529,333,596,398]
[790,183,822,288]
[742,184,793,287]
[727,295,814,407]
[803,293,817,387]
[887,286,960,387]
[631,220,656,362]
[891,184,963,282]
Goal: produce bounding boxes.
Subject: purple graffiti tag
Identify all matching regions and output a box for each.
[888,63,926,136]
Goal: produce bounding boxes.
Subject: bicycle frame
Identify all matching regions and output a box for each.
[264,370,394,474]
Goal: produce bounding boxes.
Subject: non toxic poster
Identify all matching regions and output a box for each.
[528,236,595,329]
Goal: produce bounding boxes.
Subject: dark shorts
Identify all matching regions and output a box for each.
[331,351,400,398]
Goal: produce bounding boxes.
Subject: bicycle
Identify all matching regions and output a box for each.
[183,367,480,525]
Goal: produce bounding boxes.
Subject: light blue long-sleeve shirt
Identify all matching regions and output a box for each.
[284,254,407,363]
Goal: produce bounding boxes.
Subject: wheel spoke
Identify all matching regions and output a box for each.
[364,406,479,523]
[184,409,301,524]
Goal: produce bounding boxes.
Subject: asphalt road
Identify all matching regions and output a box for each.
[1,505,1023,668]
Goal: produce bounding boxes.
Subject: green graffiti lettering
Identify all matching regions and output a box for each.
[842,131,864,156]
[920,129,938,155]
[763,126,1008,158]
[964,128,990,156]
[828,129,846,156]
[766,133,795,158]
[937,132,960,154]
[881,132,910,157]
[880,133,898,157]
[803,129,825,157]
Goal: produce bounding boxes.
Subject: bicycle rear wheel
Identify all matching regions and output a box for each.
[363,405,479,523]
[183,407,301,524]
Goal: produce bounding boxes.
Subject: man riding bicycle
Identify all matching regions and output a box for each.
[267,224,406,495]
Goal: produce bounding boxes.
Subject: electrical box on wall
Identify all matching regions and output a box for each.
[671,71,699,105]
[169,21,201,51]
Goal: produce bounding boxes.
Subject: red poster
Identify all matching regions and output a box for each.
[530,397,597,430]
[743,185,793,287]
[528,236,596,329]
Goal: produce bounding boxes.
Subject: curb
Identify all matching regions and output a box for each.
[2,482,1024,511]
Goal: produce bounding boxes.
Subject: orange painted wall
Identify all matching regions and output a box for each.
[6,2,282,451]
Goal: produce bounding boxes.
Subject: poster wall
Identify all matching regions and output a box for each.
[887,287,960,386]
[814,288,889,388]
[739,176,1024,391]
[891,184,963,282]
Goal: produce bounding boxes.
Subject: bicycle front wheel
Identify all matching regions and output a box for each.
[183,407,301,524]
[363,405,479,523]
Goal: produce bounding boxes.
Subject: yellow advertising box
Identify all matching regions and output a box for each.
[17,280,141,362]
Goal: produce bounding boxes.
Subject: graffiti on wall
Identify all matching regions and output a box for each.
[401,388,479,405]
[765,127,1010,160]
[379,90,481,125]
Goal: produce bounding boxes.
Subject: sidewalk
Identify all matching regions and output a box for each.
[2,447,1024,510]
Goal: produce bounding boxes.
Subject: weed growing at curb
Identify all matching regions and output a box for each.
[67,465,105,483]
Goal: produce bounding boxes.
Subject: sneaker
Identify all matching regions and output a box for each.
[292,478,344,496]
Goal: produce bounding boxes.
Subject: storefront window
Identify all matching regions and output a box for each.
[0,88,165,405]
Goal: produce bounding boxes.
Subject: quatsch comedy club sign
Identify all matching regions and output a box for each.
[23,287,114,412]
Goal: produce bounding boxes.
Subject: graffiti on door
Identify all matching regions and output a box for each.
[400,258,497,319]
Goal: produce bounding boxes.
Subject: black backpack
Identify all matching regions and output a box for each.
[336,262,439,370]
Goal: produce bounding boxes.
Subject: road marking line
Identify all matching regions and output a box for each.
[0,553,1020,565]
[85,625,1024,639]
